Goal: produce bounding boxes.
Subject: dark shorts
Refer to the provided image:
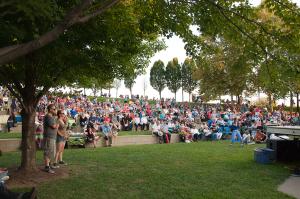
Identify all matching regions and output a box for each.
[56,135,66,143]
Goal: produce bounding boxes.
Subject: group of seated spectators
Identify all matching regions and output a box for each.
[29,94,300,147]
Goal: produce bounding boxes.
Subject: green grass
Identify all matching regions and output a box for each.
[0,132,22,139]
[117,130,152,136]
[0,141,292,199]
[0,131,152,139]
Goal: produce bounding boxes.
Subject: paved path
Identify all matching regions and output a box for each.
[278,176,300,199]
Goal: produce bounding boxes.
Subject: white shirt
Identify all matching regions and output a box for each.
[141,116,147,124]
[151,123,160,132]
[134,117,140,124]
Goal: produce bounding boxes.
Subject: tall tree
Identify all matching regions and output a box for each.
[181,58,198,102]
[0,0,162,173]
[165,58,182,101]
[150,60,166,99]
[124,75,136,97]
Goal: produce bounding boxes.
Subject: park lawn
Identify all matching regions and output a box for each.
[0,131,152,140]
[0,132,22,139]
[0,141,292,199]
[117,130,152,136]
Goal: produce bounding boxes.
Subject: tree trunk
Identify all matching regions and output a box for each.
[189,92,191,103]
[182,88,184,102]
[83,87,86,96]
[130,88,132,97]
[20,107,37,173]
[297,92,299,115]
[174,91,177,101]
[93,88,97,97]
[116,89,118,98]
[159,91,162,100]
[100,88,103,96]
[290,91,293,115]
[267,93,272,111]
[108,88,111,97]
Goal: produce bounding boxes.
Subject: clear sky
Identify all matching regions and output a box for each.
[105,0,300,103]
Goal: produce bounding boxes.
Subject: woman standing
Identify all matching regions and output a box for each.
[230,118,243,146]
[54,110,68,166]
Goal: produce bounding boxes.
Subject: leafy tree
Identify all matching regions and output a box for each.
[124,75,136,97]
[150,60,166,99]
[0,0,163,173]
[0,0,121,65]
[181,58,198,102]
[165,58,182,101]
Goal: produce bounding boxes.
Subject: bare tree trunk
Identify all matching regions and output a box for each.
[189,92,191,103]
[108,88,111,97]
[159,91,162,100]
[116,89,118,98]
[174,91,177,101]
[100,88,103,96]
[182,88,184,102]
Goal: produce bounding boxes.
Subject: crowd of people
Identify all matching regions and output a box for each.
[1,92,299,173]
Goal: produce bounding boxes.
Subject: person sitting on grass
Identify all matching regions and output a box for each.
[85,125,99,148]
[102,121,113,147]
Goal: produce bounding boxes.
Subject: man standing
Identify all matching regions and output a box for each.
[43,104,59,173]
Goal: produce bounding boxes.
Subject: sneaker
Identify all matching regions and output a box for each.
[45,167,55,174]
[59,161,67,165]
[51,163,60,169]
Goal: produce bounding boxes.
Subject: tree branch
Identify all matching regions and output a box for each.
[0,0,120,65]
[77,0,121,23]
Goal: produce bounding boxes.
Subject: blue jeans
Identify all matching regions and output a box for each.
[231,130,242,143]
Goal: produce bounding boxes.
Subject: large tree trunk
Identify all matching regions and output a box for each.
[108,88,111,97]
[116,89,118,98]
[174,91,177,101]
[159,91,162,100]
[182,88,184,102]
[20,106,37,173]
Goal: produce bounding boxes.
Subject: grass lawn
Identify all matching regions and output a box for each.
[0,131,152,139]
[0,132,22,139]
[0,141,292,199]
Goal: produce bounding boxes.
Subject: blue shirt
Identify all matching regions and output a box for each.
[102,125,111,135]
